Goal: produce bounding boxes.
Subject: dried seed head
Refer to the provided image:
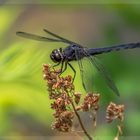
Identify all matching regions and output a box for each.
[74,92,82,104]
[82,93,100,111]
[51,111,74,132]
[106,102,124,123]
[43,64,74,99]
[43,64,75,132]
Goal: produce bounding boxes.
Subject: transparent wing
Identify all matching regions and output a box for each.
[43,29,76,44]
[17,29,83,45]
[82,48,120,96]
[74,49,86,90]
[74,48,95,92]
[16,31,64,42]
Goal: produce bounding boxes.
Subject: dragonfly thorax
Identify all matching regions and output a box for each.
[50,48,63,63]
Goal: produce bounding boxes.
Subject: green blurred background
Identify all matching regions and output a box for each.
[0,2,140,140]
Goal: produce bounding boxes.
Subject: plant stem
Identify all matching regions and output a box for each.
[71,101,93,140]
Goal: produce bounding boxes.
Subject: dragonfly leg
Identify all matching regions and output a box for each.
[57,60,65,73]
[68,62,76,83]
[52,62,61,72]
[60,61,68,75]
[52,59,66,74]
[52,61,61,68]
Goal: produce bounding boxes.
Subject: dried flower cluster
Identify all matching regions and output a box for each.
[106,102,124,140]
[106,102,124,123]
[43,64,74,132]
[82,93,100,111]
[43,64,74,99]
[43,64,125,140]
[43,64,100,134]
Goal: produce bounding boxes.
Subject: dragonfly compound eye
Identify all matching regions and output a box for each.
[50,49,63,62]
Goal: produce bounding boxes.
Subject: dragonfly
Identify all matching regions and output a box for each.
[16,29,140,96]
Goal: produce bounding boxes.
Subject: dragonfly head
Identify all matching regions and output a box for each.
[50,48,63,63]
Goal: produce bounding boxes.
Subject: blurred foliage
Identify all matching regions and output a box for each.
[0,3,140,140]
